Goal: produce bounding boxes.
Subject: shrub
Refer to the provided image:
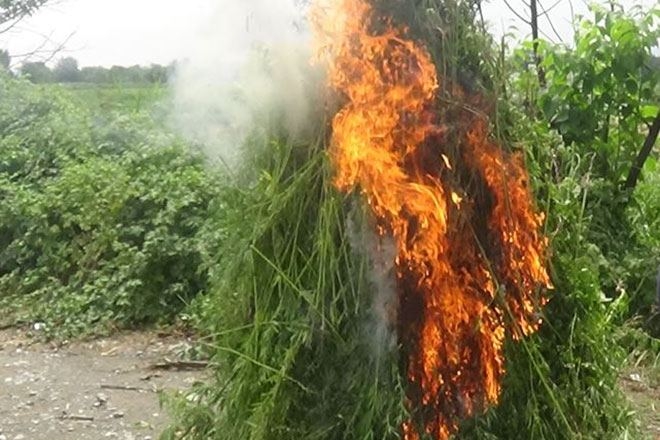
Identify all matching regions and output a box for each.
[0,73,219,336]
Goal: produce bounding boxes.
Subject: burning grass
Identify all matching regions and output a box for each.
[163,131,634,440]
[164,1,637,438]
[313,1,550,436]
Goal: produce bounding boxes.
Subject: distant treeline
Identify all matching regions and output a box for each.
[0,51,173,84]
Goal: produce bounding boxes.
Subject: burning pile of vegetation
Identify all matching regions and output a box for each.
[164,0,645,439]
[313,0,551,436]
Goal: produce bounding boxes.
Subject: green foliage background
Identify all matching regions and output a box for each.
[0,74,219,336]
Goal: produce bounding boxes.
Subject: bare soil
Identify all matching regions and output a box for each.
[0,329,205,440]
[620,365,660,439]
[3,327,658,440]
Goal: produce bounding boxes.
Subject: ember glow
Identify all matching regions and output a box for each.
[312,0,551,438]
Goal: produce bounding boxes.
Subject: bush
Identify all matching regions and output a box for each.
[0,73,219,336]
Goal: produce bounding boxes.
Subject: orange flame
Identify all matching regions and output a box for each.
[312,1,550,438]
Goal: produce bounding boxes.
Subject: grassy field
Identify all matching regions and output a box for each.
[59,82,167,114]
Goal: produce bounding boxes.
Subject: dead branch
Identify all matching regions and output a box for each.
[9,30,74,68]
[59,414,95,422]
[148,359,209,371]
[100,384,152,392]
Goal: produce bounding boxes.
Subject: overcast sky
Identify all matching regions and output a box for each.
[0,0,656,67]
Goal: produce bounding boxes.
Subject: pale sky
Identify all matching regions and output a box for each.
[0,0,656,68]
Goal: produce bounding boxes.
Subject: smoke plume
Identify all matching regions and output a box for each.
[347,206,399,357]
[170,0,323,168]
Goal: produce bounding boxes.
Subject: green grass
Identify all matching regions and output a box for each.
[162,133,410,439]
[58,82,167,114]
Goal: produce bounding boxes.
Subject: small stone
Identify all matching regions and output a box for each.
[135,421,151,429]
[94,393,108,408]
[111,411,125,419]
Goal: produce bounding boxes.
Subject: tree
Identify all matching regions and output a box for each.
[146,63,167,83]
[0,49,9,70]
[108,65,127,83]
[1,0,48,29]
[20,61,52,83]
[535,4,660,185]
[125,65,147,83]
[53,56,80,82]
[79,66,110,83]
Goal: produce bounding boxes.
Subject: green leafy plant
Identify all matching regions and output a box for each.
[511,2,660,318]
[0,73,219,336]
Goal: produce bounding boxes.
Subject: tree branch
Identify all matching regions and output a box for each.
[624,109,660,191]
[538,0,564,43]
[530,0,546,86]
[0,15,22,33]
[503,0,531,25]
[0,0,49,28]
[537,0,562,17]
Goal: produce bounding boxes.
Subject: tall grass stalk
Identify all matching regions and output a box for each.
[164,132,409,439]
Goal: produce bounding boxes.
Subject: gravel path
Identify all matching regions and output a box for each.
[0,330,205,440]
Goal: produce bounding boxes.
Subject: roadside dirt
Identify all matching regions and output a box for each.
[0,329,206,440]
[3,326,657,440]
[620,365,660,439]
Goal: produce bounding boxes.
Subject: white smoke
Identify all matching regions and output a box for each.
[347,206,399,357]
[169,0,323,168]
[367,233,399,355]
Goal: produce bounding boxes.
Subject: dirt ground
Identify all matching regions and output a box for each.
[2,327,658,440]
[0,329,206,440]
[620,364,660,439]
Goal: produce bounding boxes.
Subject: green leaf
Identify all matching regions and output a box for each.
[640,104,659,121]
